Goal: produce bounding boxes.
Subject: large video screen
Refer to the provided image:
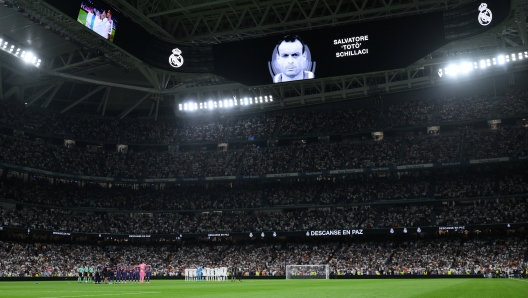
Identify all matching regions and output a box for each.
[213,12,447,86]
[77,0,117,42]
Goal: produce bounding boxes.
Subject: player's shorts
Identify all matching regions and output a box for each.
[83,273,88,277]
[79,273,83,277]
[88,273,92,277]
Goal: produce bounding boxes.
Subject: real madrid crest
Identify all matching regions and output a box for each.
[478,3,492,26]
[169,48,184,68]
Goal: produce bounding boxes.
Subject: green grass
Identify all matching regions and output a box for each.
[77,9,87,25]
[1,279,527,298]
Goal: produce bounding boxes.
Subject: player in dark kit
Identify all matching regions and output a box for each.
[231,266,237,282]
[237,267,243,282]
[145,266,151,283]
[109,266,115,283]
[121,265,127,283]
[116,265,121,283]
[135,266,140,283]
[128,265,134,283]
[94,269,101,284]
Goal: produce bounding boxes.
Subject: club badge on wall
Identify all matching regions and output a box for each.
[169,48,184,68]
[478,3,492,26]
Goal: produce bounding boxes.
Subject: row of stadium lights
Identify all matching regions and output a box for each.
[0,38,41,67]
[178,95,274,111]
[439,52,528,77]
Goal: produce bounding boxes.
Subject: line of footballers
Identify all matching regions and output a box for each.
[78,264,151,284]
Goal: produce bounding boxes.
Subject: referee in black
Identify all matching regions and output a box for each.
[237,267,243,282]
[231,266,237,282]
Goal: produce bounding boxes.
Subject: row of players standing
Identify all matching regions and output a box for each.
[78,264,150,284]
[194,265,243,282]
[84,5,114,40]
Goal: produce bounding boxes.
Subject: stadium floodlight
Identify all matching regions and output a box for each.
[219,100,223,108]
[178,104,182,111]
[214,101,217,108]
[183,103,188,111]
[270,95,273,102]
[249,97,253,104]
[223,99,228,107]
[229,99,233,107]
[506,55,510,62]
[511,54,516,61]
[447,64,459,76]
[479,60,486,68]
[264,96,268,102]
[473,62,478,69]
[498,55,505,65]
[244,97,248,105]
[461,62,472,73]
[518,53,523,60]
[24,52,33,63]
[259,96,263,103]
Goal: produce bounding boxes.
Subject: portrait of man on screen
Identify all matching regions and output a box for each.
[269,35,316,83]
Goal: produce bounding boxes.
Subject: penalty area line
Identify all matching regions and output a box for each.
[41,292,160,298]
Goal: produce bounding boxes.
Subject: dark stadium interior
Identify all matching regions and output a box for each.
[0,0,528,281]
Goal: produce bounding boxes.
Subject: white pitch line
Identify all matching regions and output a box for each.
[41,292,160,298]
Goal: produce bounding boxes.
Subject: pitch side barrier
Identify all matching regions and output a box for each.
[0,275,484,282]
[1,223,526,240]
[0,156,526,184]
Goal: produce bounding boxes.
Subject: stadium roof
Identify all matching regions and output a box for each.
[0,0,527,118]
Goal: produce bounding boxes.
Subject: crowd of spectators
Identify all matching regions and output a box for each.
[239,146,293,175]
[378,205,432,228]
[464,127,526,160]
[1,166,527,211]
[0,236,525,277]
[3,197,525,235]
[435,199,528,226]
[328,108,379,133]
[279,112,328,136]
[380,99,435,128]
[498,89,528,117]
[437,96,493,122]
[0,97,527,180]
[230,114,277,140]
[2,90,528,148]
[403,134,462,164]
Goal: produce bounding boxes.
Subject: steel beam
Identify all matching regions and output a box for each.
[154,98,160,121]
[102,87,111,116]
[0,67,3,101]
[163,0,474,44]
[148,0,235,17]
[42,82,64,108]
[60,85,105,113]
[97,86,111,113]
[119,93,151,119]
[110,0,175,40]
[2,86,18,100]
[25,84,56,107]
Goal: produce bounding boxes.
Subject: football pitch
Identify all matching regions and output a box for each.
[1,279,527,298]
